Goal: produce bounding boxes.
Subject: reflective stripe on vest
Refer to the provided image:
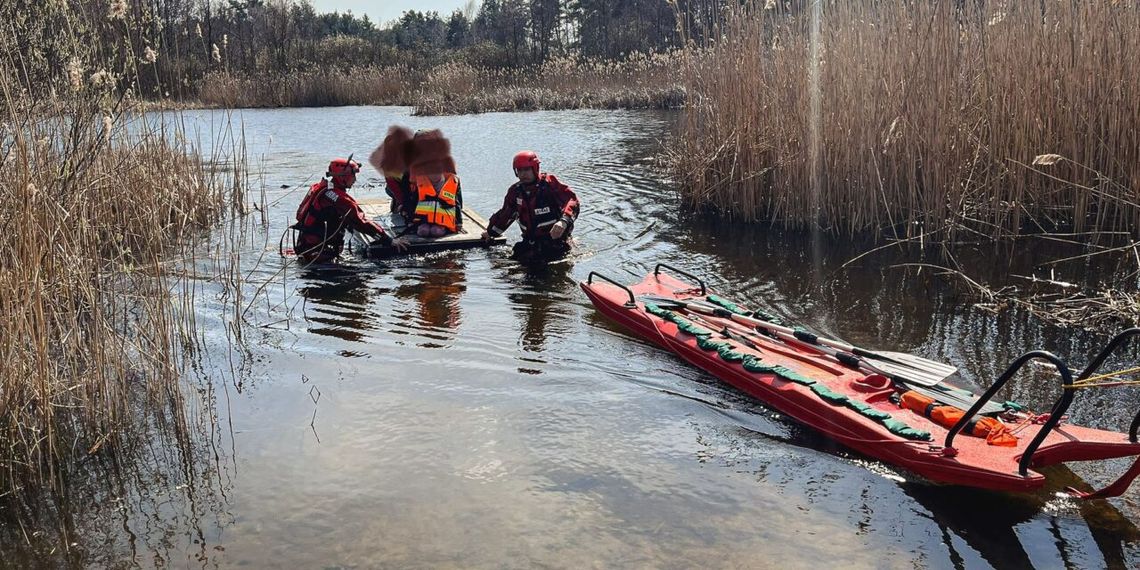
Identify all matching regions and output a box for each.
[413,175,458,232]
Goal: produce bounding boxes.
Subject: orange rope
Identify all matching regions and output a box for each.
[1007,414,1038,437]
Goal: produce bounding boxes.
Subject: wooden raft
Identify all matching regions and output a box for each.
[349,197,505,258]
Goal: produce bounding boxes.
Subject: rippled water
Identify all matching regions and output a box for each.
[6,106,1140,568]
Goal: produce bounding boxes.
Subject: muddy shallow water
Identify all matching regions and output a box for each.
[5,106,1140,569]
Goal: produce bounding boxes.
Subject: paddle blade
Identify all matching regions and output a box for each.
[873,358,957,388]
[637,295,689,308]
[861,350,959,386]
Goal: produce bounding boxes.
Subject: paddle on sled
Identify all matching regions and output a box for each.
[640,295,957,386]
[651,298,1004,414]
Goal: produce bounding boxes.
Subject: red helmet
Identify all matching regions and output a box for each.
[327,156,361,187]
[512,150,540,175]
[327,156,361,178]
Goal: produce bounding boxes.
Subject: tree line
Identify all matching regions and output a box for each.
[3,0,731,101]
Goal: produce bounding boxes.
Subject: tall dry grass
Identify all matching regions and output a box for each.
[0,1,246,527]
[193,52,686,114]
[670,1,1140,240]
[198,66,420,108]
[413,52,686,115]
[0,108,240,500]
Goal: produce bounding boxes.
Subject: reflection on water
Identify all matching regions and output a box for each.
[503,260,576,355]
[0,363,232,568]
[8,106,1140,568]
[393,257,467,346]
[298,265,382,344]
[903,480,1139,569]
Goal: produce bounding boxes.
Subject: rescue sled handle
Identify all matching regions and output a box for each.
[1080,328,1140,441]
[943,351,1072,476]
[654,263,707,295]
[946,327,1140,477]
[586,272,637,308]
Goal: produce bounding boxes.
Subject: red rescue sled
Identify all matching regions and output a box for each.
[581,264,1140,498]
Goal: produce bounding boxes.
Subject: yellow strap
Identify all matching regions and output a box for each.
[1070,365,1140,387]
[1064,380,1140,390]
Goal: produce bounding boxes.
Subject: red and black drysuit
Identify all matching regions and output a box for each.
[294,179,391,263]
[486,173,580,262]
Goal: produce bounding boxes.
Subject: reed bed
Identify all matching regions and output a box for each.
[2,0,249,559]
[1,68,244,518]
[194,52,686,114]
[413,53,686,115]
[906,260,1140,330]
[199,66,420,108]
[670,1,1140,240]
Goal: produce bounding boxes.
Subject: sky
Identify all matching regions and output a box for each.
[309,0,474,27]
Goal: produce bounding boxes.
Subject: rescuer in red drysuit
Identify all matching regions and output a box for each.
[294,157,409,263]
[482,150,580,263]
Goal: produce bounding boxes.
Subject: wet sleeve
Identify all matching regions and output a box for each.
[384,176,402,206]
[335,192,388,240]
[548,175,580,225]
[487,188,518,237]
[384,173,410,213]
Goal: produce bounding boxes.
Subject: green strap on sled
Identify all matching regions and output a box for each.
[740,357,816,386]
[647,303,715,337]
[706,294,753,316]
[717,345,749,363]
[810,383,849,404]
[697,337,730,351]
[881,419,934,441]
[649,304,931,442]
[844,399,893,421]
[705,295,786,326]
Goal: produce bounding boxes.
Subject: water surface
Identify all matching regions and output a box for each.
[5,106,1140,569]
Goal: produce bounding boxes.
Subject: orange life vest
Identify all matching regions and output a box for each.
[413,174,459,232]
[900,391,1018,447]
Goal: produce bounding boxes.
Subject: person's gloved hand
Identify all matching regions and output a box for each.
[481,230,493,242]
[549,220,568,240]
[391,236,410,252]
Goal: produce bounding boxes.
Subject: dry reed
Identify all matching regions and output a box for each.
[413,53,686,115]
[670,1,1140,240]
[198,66,420,108]
[903,261,1140,330]
[0,107,240,498]
[0,3,246,523]
[192,52,686,114]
